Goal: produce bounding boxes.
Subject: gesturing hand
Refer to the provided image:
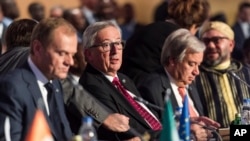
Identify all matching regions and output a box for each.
[103,113,130,132]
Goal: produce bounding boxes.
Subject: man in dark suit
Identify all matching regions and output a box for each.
[0,18,77,141]
[79,21,161,140]
[232,2,250,61]
[62,74,130,134]
[137,29,220,140]
[0,18,130,137]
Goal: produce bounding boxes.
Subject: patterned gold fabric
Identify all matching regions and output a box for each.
[195,60,250,127]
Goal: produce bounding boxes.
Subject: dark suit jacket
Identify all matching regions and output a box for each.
[0,62,72,141]
[232,22,245,60]
[61,74,110,134]
[120,21,180,86]
[0,47,29,75]
[137,67,204,121]
[79,64,155,140]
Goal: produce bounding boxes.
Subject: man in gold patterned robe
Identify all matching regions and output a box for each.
[196,21,250,128]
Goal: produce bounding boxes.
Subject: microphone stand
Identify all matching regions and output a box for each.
[133,97,164,111]
[229,71,250,88]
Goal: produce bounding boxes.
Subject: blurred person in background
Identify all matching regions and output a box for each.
[0,3,10,54]
[232,2,250,61]
[28,2,45,22]
[242,37,250,68]
[50,5,64,18]
[153,0,170,22]
[119,3,145,41]
[95,0,119,23]
[63,8,87,43]
[79,0,99,25]
[0,19,38,75]
[0,0,19,20]
[120,0,210,87]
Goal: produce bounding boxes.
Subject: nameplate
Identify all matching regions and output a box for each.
[230,125,250,140]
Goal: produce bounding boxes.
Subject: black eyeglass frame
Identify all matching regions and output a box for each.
[89,40,126,52]
[201,36,229,45]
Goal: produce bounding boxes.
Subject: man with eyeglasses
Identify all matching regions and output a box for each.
[196,21,250,128]
[78,21,161,141]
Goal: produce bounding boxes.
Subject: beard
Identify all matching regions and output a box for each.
[204,54,228,67]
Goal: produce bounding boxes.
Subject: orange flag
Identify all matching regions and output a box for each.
[25,109,54,141]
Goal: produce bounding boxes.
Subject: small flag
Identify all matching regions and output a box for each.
[25,109,54,141]
[160,89,180,141]
[178,95,190,141]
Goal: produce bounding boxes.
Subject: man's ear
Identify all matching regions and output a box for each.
[169,57,176,66]
[32,40,43,55]
[84,49,91,62]
[229,40,235,53]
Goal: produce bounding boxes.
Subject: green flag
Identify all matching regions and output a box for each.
[160,90,180,141]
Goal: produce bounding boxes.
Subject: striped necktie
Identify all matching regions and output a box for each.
[178,87,198,117]
[112,77,162,130]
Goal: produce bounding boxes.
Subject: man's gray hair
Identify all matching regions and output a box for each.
[82,21,121,49]
[161,28,205,66]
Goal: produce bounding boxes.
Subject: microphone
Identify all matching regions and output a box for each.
[133,96,164,111]
[229,71,250,88]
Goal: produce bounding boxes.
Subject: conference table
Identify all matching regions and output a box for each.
[218,128,229,141]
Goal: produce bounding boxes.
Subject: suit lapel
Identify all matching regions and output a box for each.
[188,83,204,116]
[158,68,178,111]
[21,63,44,109]
[101,73,151,128]
[21,62,59,139]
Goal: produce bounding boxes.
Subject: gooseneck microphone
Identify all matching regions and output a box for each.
[133,96,165,111]
[229,71,250,88]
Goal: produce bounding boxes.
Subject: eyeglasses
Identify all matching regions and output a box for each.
[90,41,125,52]
[201,36,229,45]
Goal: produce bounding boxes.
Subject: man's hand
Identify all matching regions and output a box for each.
[190,116,220,141]
[191,116,221,129]
[191,122,212,141]
[103,113,130,132]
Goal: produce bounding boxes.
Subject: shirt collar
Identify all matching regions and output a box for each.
[28,56,49,85]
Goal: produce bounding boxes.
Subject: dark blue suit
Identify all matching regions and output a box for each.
[0,62,72,141]
[137,67,204,121]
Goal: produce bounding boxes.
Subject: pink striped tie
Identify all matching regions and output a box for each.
[112,77,162,130]
[178,87,198,117]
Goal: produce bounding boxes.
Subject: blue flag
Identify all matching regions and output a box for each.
[178,95,190,141]
[160,90,179,141]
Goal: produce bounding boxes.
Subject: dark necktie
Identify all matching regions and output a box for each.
[112,77,162,131]
[44,82,56,116]
[178,87,198,117]
[44,82,64,139]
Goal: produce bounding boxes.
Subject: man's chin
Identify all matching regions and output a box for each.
[186,80,193,84]
[56,73,68,79]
